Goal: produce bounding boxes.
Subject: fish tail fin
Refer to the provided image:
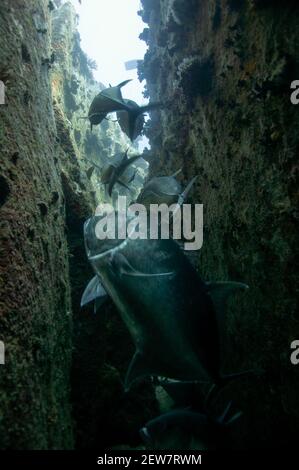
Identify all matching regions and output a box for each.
[127,112,138,141]
[117,79,132,89]
[138,102,162,115]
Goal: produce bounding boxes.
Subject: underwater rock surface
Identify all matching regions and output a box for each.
[0,0,73,449]
[139,0,299,447]
[0,0,155,449]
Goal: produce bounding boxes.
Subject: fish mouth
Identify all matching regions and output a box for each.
[84,216,136,261]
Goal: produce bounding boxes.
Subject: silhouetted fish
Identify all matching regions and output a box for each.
[137,171,198,209]
[87,80,132,131]
[137,170,182,207]
[82,214,249,390]
[100,150,141,197]
[117,99,161,141]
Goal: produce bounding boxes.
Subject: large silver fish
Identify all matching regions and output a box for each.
[100,150,142,196]
[87,80,132,131]
[81,214,248,391]
[137,170,182,208]
[137,171,198,209]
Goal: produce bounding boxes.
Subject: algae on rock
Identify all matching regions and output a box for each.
[0,0,155,450]
[139,0,299,448]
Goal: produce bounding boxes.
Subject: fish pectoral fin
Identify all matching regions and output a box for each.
[94,296,108,314]
[115,253,174,278]
[125,352,151,391]
[80,275,108,307]
[206,281,249,317]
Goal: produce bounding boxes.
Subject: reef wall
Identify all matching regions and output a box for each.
[139,0,299,447]
[0,0,74,449]
[0,0,155,449]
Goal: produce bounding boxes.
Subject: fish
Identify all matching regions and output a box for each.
[153,377,206,411]
[86,153,139,196]
[105,150,142,197]
[116,99,161,141]
[137,170,182,207]
[140,402,242,449]
[83,213,249,391]
[137,171,198,209]
[85,80,132,131]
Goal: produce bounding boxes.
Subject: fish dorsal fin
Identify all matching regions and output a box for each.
[101,81,132,108]
[125,351,151,391]
[80,275,108,307]
[206,281,249,319]
[117,79,133,89]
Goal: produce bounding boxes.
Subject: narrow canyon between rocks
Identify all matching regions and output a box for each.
[0,0,298,451]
